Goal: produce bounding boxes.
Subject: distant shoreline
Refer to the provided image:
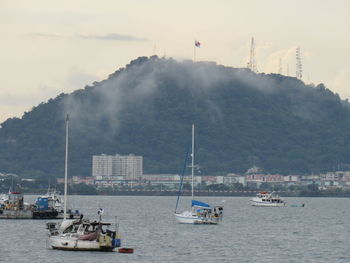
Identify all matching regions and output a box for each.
[22,190,350,198]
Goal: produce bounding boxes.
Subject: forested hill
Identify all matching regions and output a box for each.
[1,55,350,178]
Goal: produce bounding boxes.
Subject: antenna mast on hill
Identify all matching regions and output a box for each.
[296,47,303,80]
[247,37,258,73]
[278,57,282,74]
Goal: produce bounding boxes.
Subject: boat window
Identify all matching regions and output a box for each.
[63,225,74,233]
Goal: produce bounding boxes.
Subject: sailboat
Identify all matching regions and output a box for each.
[47,115,121,251]
[174,124,224,224]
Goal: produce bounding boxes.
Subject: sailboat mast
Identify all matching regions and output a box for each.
[63,114,69,220]
[191,124,194,201]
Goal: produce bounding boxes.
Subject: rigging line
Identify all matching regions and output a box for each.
[174,139,191,213]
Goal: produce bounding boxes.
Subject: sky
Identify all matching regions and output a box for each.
[1,0,349,123]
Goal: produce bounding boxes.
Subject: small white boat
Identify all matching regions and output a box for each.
[250,191,286,207]
[47,115,121,251]
[174,125,223,224]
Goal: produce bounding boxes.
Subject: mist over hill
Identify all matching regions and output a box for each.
[1,56,350,178]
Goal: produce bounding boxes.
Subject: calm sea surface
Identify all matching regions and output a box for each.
[1,195,350,263]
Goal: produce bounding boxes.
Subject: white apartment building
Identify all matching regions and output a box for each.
[92,154,143,180]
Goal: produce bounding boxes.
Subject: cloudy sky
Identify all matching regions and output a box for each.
[1,0,349,123]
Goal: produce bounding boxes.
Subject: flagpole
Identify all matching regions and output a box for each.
[194,45,196,61]
[194,40,200,61]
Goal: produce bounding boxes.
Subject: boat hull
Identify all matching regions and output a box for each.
[174,212,219,224]
[250,200,286,207]
[0,209,33,219]
[0,209,71,219]
[175,213,200,224]
[48,236,115,251]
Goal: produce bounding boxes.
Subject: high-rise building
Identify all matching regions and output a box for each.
[92,154,114,178]
[92,154,143,180]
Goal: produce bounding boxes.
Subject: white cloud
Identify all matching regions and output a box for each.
[330,69,350,99]
[76,33,150,42]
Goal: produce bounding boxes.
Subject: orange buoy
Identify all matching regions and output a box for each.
[118,248,134,254]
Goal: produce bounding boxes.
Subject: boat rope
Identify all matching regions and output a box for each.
[174,140,191,213]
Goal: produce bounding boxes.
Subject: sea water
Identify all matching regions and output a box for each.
[1,195,350,263]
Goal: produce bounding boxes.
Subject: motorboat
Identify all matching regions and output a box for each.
[174,124,224,224]
[250,191,286,207]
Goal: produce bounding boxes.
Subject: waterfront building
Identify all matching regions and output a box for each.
[92,154,143,180]
[224,174,246,186]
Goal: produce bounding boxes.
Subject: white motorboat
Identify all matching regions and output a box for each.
[47,115,121,251]
[174,124,224,224]
[250,191,286,207]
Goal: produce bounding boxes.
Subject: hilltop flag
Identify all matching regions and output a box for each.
[195,40,201,47]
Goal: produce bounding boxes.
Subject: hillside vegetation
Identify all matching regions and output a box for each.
[1,56,350,178]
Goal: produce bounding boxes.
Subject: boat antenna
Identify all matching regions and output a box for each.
[63,114,69,220]
[114,216,119,233]
[11,175,14,192]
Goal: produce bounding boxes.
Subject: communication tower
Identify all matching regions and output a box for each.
[278,57,282,74]
[247,37,258,73]
[296,47,303,79]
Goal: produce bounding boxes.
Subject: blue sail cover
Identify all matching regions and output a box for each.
[192,200,211,208]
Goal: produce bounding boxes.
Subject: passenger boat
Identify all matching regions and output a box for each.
[47,115,121,251]
[174,124,224,224]
[250,191,286,207]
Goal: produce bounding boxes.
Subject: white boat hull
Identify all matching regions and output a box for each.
[250,200,286,207]
[175,212,200,224]
[48,235,114,251]
[174,212,219,224]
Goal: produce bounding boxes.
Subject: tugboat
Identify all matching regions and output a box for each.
[250,191,286,207]
[0,191,33,219]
